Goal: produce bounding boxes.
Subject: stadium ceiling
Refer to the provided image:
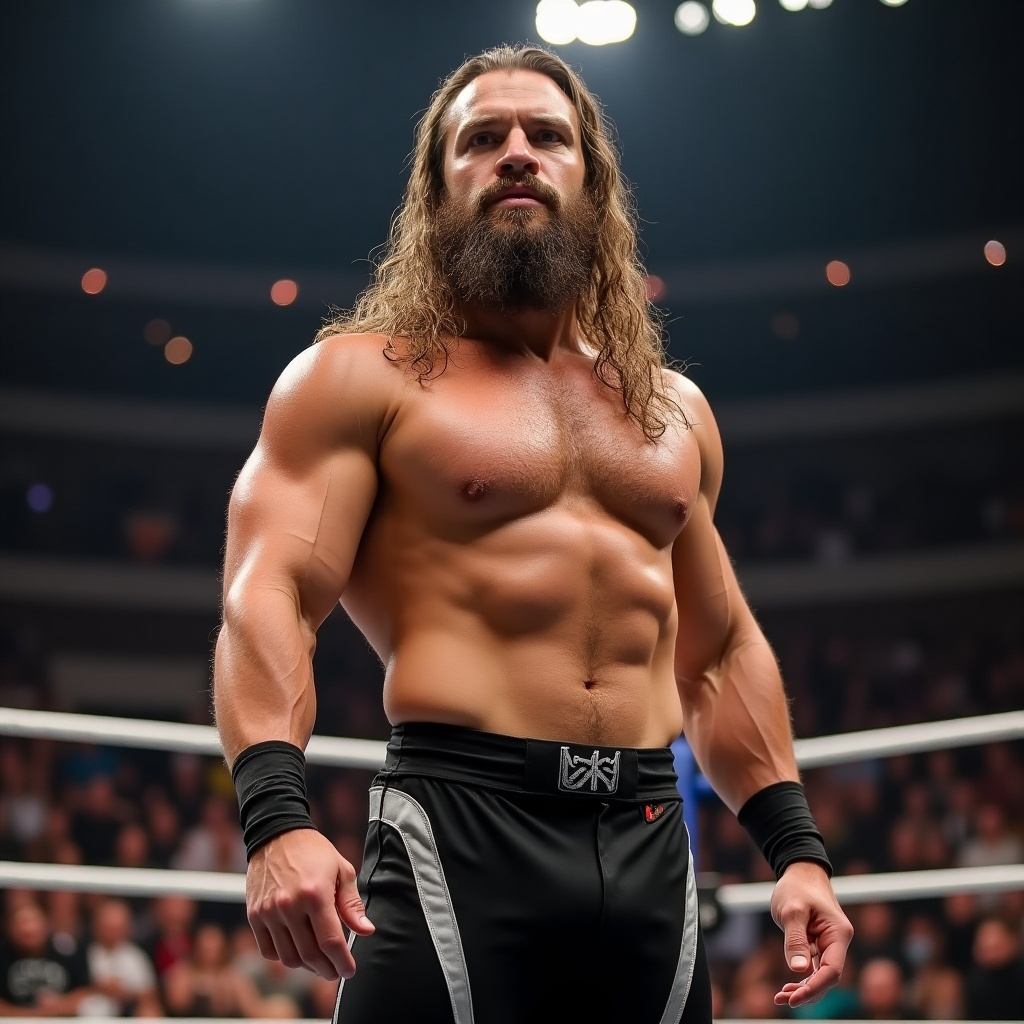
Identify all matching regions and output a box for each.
[2,0,1021,272]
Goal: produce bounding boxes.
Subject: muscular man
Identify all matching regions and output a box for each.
[214,44,852,1024]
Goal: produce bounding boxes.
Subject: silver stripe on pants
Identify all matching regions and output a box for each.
[343,785,475,1024]
[658,846,700,1024]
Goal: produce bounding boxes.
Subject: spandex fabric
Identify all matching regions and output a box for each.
[334,722,713,1024]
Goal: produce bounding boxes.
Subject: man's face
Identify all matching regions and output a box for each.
[9,905,48,954]
[443,69,586,220]
[433,69,598,312]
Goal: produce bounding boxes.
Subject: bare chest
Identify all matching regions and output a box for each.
[381,359,700,546]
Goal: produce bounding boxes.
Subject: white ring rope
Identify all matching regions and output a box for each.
[1,708,1021,912]
[0,859,1020,910]
[2,707,1021,770]
[0,707,386,768]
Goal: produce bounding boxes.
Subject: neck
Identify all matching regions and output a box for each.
[457,299,583,361]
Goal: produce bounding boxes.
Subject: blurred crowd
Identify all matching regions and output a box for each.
[3,420,1022,568]
[1,620,1022,1019]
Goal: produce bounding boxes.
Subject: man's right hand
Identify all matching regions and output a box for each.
[245,828,375,980]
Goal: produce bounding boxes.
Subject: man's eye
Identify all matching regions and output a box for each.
[537,130,562,144]
[469,133,494,147]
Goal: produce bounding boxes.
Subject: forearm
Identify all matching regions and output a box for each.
[678,631,800,815]
[214,587,318,765]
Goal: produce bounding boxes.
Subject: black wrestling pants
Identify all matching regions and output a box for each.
[335,722,712,1024]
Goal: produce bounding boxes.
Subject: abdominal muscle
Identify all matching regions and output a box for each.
[342,502,686,749]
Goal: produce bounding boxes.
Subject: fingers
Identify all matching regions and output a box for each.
[780,901,812,974]
[246,846,374,981]
[336,865,375,937]
[775,933,850,1007]
[774,961,843,1007]
[251,884,357,980]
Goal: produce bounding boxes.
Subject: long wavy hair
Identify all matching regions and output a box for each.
[316,44,683,439]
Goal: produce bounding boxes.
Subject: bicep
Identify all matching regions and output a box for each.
[225,443,377,629]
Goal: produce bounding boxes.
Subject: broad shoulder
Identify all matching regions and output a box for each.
[661,367,724,503]
[259,333,399,459]
[273,332,396,399]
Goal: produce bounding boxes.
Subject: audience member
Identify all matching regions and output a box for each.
[68,775,133,866]
[0,902,92,1016]
[903,915,965,1019]
[162,922,277,1018]
[965,914,1024,1020]
[856,957,913,1020]
[84,898,163,1018]
[144,896,195,980]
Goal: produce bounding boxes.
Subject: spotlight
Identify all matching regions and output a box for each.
[712,0,756,28]
[536,0,579,45]
[675,2,710,35]
[577,1,637,45]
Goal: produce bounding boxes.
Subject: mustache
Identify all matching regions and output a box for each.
[476,174,561,213]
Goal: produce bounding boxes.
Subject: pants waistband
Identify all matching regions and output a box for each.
[379,722,681,802]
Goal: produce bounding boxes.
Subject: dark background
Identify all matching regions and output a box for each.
[2,0,1022,406]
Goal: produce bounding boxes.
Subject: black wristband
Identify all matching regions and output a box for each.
[231,740,316,861]
[737,781,833,880]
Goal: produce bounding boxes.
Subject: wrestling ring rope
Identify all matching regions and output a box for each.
[2,706,1021,1023]
[2,706,1022,913]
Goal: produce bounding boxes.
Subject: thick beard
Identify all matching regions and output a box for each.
[432,182,599,313]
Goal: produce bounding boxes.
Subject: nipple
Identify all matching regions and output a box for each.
[461,480,488,502]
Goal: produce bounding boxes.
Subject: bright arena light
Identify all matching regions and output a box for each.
[81,268,107,295]
[675,2,710,35]
[577,1,637,45]
[164,336,194,365]
[270,279,299,306]
[808,0,833,8]
[536,0,579,45]
[879,0,910,6]
[778,0,809,10]
[826,260,851,287]
[712,0,756,28]
[984,240,1007,266]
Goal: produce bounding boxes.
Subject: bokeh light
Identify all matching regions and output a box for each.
[164,336,193,365]
[577,2,637,45]
[879,0,909,6]
[81,268,107,294]
[536,0,579,44]
[675,2,710,35]
[143,318,172,346]
[645,274,666,301]
[778,0,809,10]
[826,260,851,286]
[983,240,1006,266]
[26,483,53,514]
[808,0,833,8]
[712,0,756,26]
[270,279,299,306]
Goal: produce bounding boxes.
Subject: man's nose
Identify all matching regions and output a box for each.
[495,128,540,178]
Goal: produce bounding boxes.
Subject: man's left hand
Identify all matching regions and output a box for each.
[770,861,854,1008]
